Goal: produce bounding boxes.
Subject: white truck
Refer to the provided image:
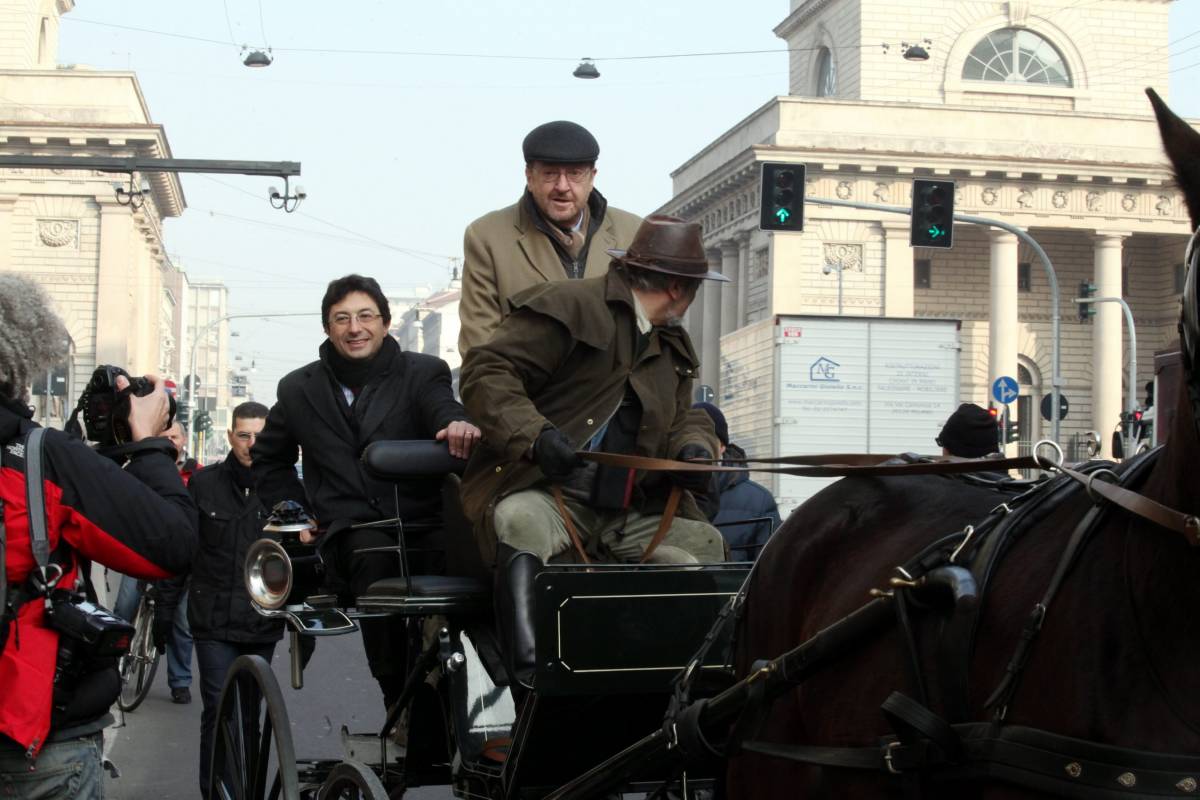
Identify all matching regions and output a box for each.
[718,315,962,515]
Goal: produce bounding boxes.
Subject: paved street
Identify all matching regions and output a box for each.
[102,628,452,799]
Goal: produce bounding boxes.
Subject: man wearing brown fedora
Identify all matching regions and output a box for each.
[457,120,641,357]
[459,214,728,683]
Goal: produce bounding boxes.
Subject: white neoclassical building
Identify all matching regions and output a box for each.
[664,0,1189,459]
[0,0,185,424]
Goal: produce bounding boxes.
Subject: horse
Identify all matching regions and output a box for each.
[727,89,1200,799]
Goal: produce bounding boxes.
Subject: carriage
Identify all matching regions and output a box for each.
[210,88,1200,800]
[209,439,752,799]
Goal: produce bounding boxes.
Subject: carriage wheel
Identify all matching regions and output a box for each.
[209,655,300,800]
[315,759,389,800]
[117,602,159,712]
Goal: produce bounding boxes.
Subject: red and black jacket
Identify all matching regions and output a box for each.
[0,399,197,756]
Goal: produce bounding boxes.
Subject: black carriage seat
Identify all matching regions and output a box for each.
[356,441,490,617]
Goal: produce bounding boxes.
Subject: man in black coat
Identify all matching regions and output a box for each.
[188,401,281,798]
[251,274,480,708]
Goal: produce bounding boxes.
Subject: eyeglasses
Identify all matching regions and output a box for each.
[234,432,257,442]
[533,165,594,185]
[330,310,382,327]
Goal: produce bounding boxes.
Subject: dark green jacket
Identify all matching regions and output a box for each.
[459,267,717,561]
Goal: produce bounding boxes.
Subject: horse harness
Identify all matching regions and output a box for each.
[697,448,1200,799]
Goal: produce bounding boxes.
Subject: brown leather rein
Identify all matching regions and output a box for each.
[570,448,1200,549]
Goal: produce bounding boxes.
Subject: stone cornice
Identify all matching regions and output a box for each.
[773,0,839,40]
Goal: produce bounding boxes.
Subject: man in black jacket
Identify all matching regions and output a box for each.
[252,274,480,708]
[189,401,279,798]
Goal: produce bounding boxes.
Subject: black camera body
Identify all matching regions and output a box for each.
[47,596,134,659]
[68,365,176,446]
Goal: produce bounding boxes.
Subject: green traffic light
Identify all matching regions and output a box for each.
[774,208,790,223]
[928,225,944,238]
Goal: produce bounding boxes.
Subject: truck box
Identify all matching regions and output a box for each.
[719,315,962,515]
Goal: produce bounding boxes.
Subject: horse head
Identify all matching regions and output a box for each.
[1146,88,1200,510]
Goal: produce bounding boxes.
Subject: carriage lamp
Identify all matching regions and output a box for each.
[246,538,293,610]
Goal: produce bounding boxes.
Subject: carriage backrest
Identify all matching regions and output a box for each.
[360,440,466,481]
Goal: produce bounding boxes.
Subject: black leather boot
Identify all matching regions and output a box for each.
[494,544,543,687]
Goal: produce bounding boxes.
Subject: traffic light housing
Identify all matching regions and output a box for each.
[1077,281,1097,323]
[910,179,955,249]
[759,162,805,232]
[1005,418,1019,444]
[193,409,213,435]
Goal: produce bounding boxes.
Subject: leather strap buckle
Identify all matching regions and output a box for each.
[884,741,904,775]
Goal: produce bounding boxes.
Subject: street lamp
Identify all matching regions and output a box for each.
[185,311,319,459]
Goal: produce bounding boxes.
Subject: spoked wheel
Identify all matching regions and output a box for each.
[315,760,388,800]
[117,602,159,712]
[209,655,300,800]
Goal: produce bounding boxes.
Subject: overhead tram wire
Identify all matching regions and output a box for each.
[197,175,459,266]
[62,17,858,65]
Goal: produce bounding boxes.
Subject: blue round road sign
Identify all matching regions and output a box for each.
[992,376,1019,405]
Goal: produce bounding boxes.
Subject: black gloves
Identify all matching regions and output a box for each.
[672,444,713,494]
[152,614,173,654]
[533,427,582,482]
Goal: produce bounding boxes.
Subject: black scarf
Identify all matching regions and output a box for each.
[225,452,255,492]
[319,335,399,398]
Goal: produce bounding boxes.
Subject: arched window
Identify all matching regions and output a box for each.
[962,28,1071,87]
[815,46,836,97]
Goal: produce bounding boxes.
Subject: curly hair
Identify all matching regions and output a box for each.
[0,273,68,401]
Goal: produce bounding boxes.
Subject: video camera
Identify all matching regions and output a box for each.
[65,365,176,447]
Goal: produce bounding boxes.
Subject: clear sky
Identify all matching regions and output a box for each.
[55,1,1200,406]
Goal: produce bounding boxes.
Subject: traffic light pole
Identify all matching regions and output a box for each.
[1073,295,1138,456]
[808,196,1063,446]
[185,311,320,460]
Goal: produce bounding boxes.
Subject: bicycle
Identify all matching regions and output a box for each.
[117,582,160,712]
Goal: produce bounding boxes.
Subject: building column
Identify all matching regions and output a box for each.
[0,195,20,270]
[700,249,723,395]
[988,230,1019,454]
[719,240,739,337]
[1092,231,1128,458]
[881,220,914,317]
[736,234,750,329]
[96,200,133,368]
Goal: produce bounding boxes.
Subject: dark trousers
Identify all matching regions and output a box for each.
[195,639,277,799]
[333,525,444,706]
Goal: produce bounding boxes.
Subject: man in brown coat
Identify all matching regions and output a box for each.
[460,215,728,682]
[457,120,642,356]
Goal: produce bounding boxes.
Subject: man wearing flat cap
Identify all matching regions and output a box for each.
[457,120,642,356]
[460,214,727,683]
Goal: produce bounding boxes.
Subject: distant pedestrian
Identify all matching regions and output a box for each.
[936,403,1000,458]
[693,402,781,562]
[189,402,280,798]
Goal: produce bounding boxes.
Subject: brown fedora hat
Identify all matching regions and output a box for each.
[607,215,730,282]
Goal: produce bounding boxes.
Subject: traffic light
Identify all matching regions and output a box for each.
[910,179,955,248]
[759,162,805,232]
[1077,281,1097,323]
[193,410,212,435]
[1005,419,1019,444]
[988,405,1002,448]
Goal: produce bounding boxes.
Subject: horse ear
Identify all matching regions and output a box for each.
[1147,87,1200,230]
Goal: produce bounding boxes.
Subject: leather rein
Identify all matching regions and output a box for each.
[576,446,1200,548]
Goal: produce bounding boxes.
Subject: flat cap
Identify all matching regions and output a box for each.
[522,120,599,164]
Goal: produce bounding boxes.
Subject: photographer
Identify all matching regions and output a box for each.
[0,274,197,798]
